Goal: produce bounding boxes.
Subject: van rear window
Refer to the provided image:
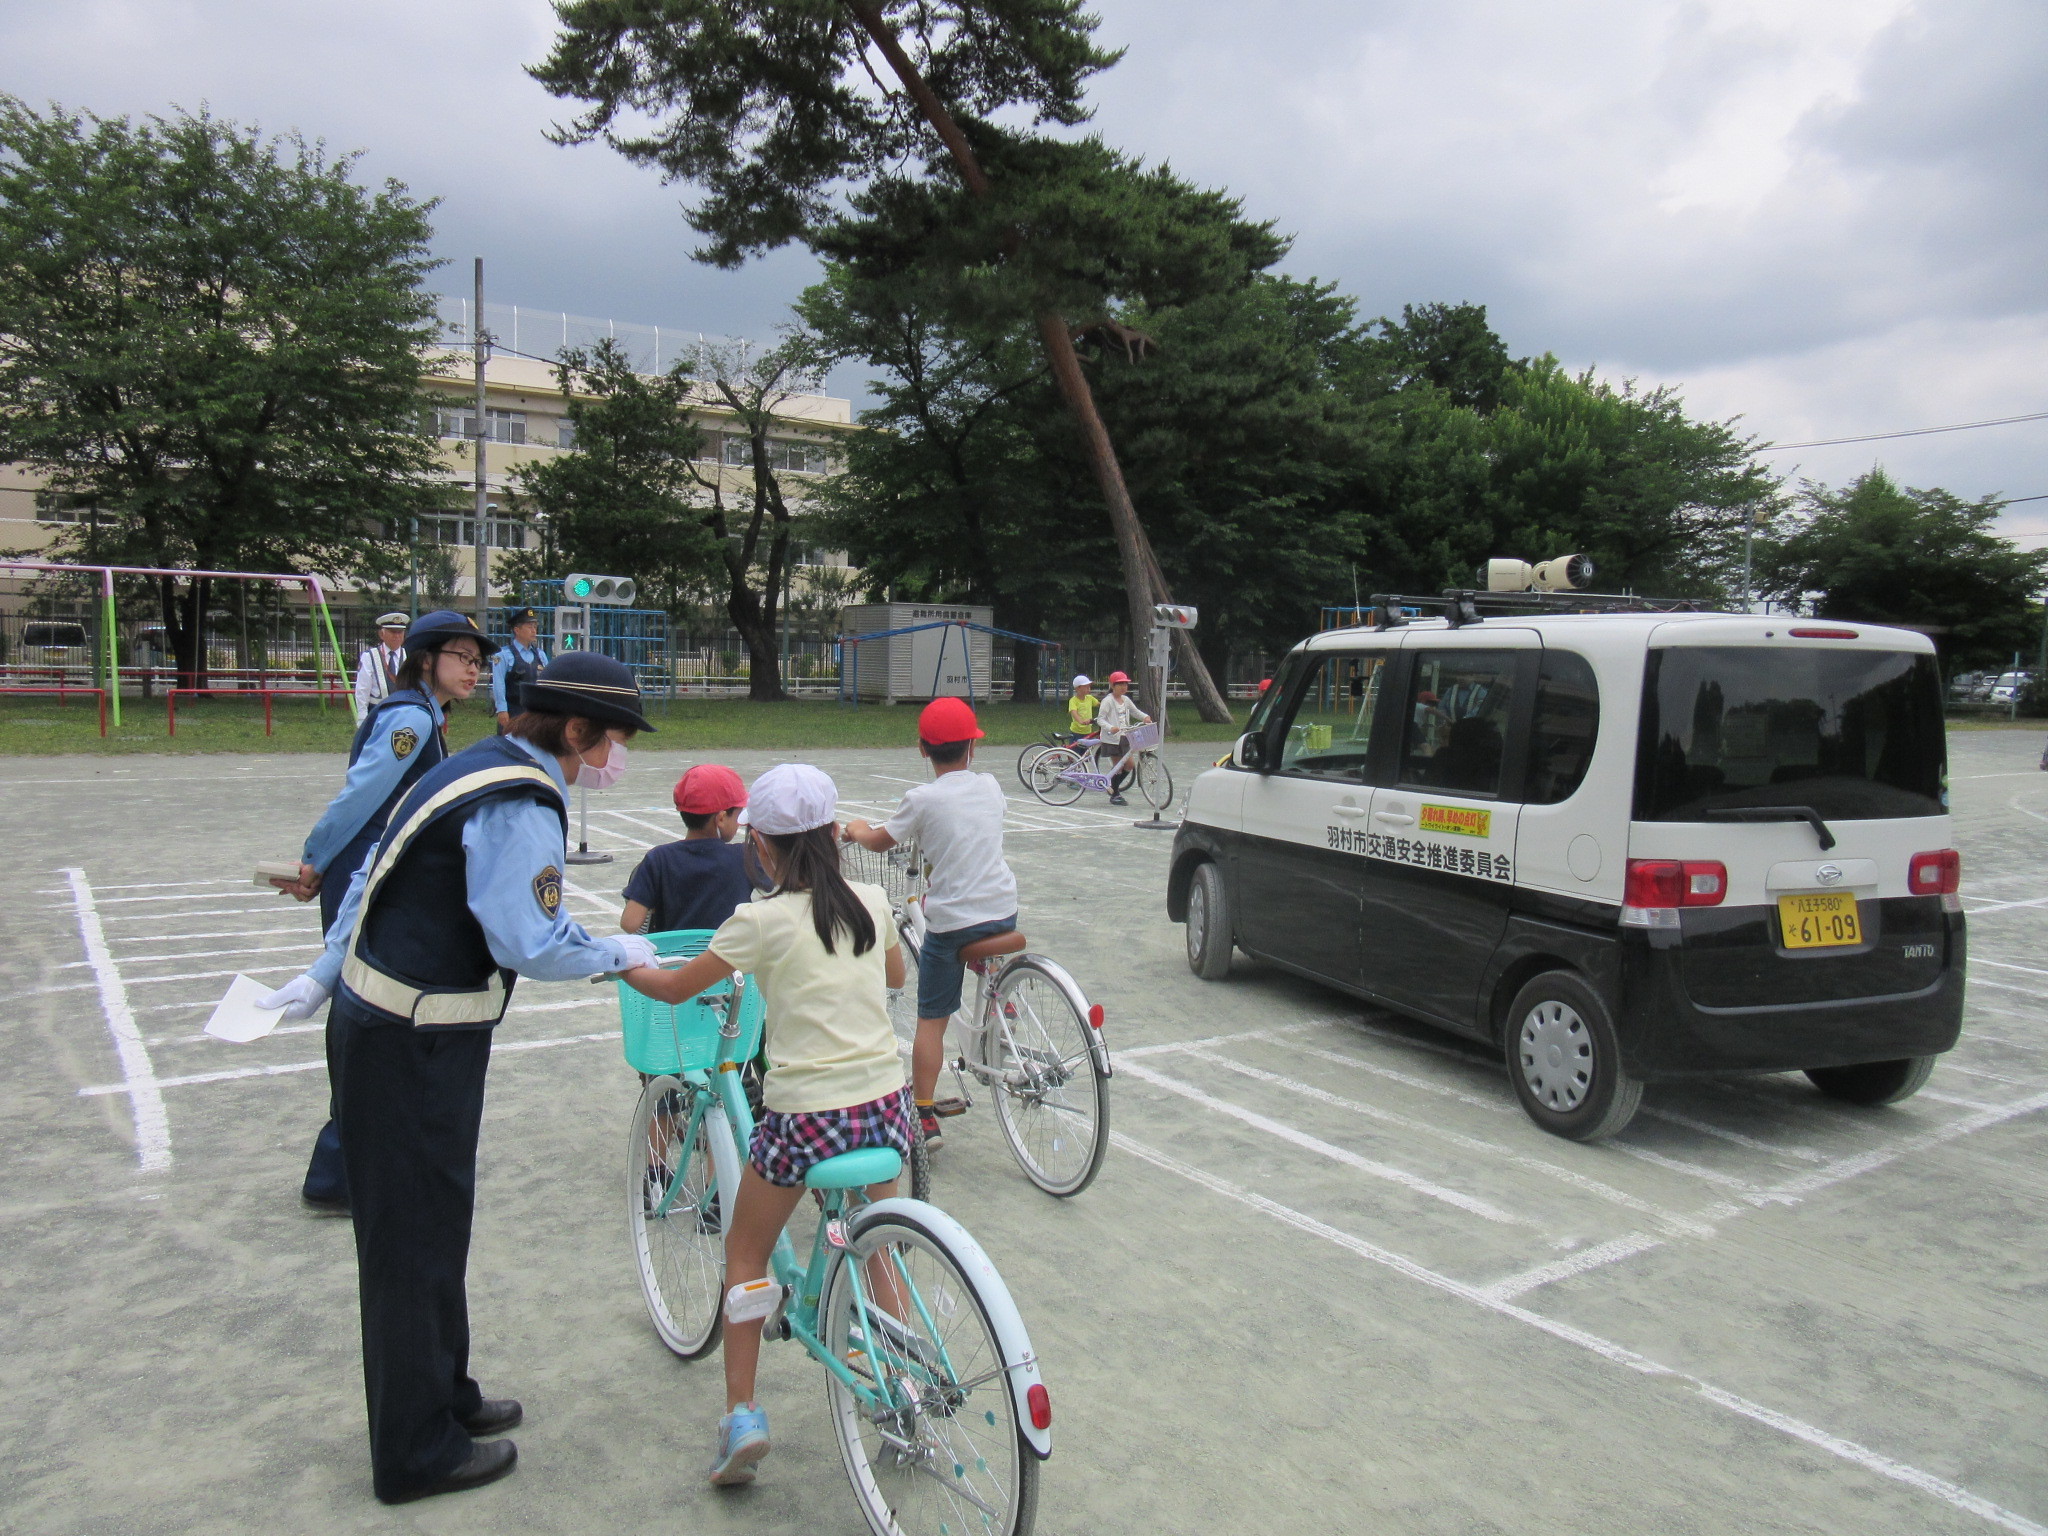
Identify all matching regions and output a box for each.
[1634,646,1945,822]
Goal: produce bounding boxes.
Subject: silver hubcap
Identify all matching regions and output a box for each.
[1187,880,1208,961]
[1518,1000,1592,1112]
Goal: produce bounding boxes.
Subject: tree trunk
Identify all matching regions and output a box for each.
[160,575,211,692]
[843,0,1235,726]
[725,573,785,702]
[1010,633,1042,705]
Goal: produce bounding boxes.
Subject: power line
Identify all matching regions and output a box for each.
[1756,410,2048,452]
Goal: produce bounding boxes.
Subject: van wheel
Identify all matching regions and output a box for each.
[1184,861,1235,980]
[1505,972,1641,1142]
[1804,1056,1936,1106]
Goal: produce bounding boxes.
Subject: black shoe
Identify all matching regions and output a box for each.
[918,1108,945,1151]
[1107,793,1127,805]
[301,1191,350,1216]
[460,1399,523,1436]
[379,1439,517,1504]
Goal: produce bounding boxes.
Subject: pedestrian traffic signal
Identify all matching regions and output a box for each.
[563,572,636,606]
[554,606,588,651]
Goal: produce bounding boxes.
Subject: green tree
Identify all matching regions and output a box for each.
[530,0,1239,719]
[1756,470,2048,670]
[0,100,446,687]
[500,339,718,612]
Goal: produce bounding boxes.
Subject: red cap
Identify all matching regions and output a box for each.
[1258,677,1273,693]
[1108,670,1131,684]
[673,763,748,815]
[918,696,985,744]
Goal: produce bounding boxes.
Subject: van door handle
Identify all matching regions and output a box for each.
[1373,810,1416,826]
[1332,803,1367,818]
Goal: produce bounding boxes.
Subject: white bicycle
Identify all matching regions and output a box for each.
[843,842,1113,1197]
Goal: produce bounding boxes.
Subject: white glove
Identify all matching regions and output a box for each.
[612,934,661,973]
[258,974,332,1022]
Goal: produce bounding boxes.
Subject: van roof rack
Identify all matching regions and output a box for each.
[1362,590,1723,629]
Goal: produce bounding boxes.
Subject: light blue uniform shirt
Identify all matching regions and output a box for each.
[301,698,442,873]
[310,735,635,992]
[491,640,549,713]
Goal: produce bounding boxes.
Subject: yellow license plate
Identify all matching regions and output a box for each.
[1778,892,1862,950]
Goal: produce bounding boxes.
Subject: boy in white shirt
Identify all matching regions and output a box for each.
[843,696,1017,1149]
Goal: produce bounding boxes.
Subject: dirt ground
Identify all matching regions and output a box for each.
[3,735,2045,1535]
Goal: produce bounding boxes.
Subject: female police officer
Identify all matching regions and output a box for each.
[273,610,493,1212]
[259,652,660,1503]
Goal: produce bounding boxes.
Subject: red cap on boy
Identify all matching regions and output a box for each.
[918,696,985,744]
[673,763,749,815]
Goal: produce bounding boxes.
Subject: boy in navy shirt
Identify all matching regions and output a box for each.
[621,764,753,935]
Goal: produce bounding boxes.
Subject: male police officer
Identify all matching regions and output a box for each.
[492,607,548,733]
[354,613,409,715]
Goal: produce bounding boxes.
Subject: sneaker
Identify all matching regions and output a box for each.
[708,1405,771,1486]
[1108,793,1128,805]
[918,1107,945,1150]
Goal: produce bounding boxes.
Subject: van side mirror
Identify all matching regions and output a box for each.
[1234,731,1268,771]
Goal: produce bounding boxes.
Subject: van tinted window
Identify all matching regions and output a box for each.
[1635,647,1945,822]
[1527,650,1598,804]
[1399,650,1517,797]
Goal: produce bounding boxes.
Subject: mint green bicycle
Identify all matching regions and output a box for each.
[619,933,1050,1536]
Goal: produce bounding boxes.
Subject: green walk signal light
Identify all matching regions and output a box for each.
[554,605,588,652]
[562,572,636,606]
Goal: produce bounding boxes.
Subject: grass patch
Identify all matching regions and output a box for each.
[0,693,1244,755]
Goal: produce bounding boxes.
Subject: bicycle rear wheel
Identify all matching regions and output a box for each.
[627,1076,735,1358]
[988,958,1109,1196]
[822,1211,1040,1536]
[1016,739,1051,788]
[1136,751,1173,812]
[1026,747,1085,807]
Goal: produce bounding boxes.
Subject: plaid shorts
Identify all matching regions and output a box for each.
[748,1086,917,1188]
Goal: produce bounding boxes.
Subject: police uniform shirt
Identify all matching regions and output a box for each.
[354,644,405,712]
[310,735,640,992]
[491,641,549,714]
[301,697,442,874]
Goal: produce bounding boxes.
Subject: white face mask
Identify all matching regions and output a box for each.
[578,738,627,790]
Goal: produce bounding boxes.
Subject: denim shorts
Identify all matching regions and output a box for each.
[916,915,1018,1018]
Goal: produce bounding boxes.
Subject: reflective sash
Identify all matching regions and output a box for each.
[340,762,562,1027]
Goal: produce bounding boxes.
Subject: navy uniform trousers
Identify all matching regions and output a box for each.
[301,828,380,1203]
[333,991,492,1499]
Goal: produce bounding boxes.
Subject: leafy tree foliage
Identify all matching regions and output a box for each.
[1756,471,2048,670]
[0,100,446,685]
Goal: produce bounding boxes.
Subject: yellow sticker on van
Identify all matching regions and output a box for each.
[1420,804,1491,839]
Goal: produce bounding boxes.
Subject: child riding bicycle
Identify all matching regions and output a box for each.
[621,763,910,1489]
[842,696,1019,1151]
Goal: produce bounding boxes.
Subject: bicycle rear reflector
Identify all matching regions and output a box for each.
[1028,1384,1053,1429]
[1087,1004,1104,1031]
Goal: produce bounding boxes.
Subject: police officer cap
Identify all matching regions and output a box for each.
[404,609,500,656]
[522,651,657,733]
[375,611,410,629]
[508,606,541,627]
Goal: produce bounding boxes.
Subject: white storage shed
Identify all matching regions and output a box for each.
[839,603,996,703]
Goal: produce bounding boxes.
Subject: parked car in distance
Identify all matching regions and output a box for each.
[1990,671,2033,703]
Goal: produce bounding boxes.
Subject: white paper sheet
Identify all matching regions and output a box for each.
[204,973,289,1043]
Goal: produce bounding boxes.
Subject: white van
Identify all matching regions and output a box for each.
[1168,605,1963,1141]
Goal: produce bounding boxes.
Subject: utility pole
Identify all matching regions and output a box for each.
[472,257,490,632]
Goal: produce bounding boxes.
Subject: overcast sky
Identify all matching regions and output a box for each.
[9,0,2046,542]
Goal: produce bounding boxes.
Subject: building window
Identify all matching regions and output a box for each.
[554,418,576,450]
[415,515,529,549]
[718,434,836,475]
[434,407,527,445]
[33,493,102,525]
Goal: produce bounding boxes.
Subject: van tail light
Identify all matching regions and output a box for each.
[1789,627,1859,639]
[1909,850,1961,912]
[1621,859,1726,929]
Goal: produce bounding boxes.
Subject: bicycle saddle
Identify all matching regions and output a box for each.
[957,931,1028,964]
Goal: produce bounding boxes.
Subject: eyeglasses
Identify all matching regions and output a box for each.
[440,651,485,671]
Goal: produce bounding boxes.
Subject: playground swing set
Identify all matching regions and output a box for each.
[0,560,351,737]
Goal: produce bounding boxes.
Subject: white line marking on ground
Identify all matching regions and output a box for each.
[108,926,319,947]
[67,941,322,970]
[1944,1062,2033,1084]
[1182,1046,1719,1237]
[1117,1021,1325,1059]
[1972,957,2048,977]
[63,868,170,1172]
[1476,1234,1664,1302]
[1963,893,2048,915]
[1758,1090,2048,1202]
[77,1029,618,1096]
[1636,1106,1826,1162]
[93,878,252,891]
[128,964,307,988]
[593,808,685,841]
[1110,1132,2048,1536]
[96,905,287,922]
[81,891,295,906]
[1290,1038,1519,1113]
[1967,977,2048,998]
[1921,1089,2000,1111]
[1612,1143,1781,1199]
[563,876,623,915]
[1118,1059,1532,1226]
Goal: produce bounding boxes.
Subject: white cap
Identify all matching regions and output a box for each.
[746,763,838,835]
[1072,674,1091,687]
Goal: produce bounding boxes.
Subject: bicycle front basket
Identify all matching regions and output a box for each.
[1126,721,1164,751]
[617,929,735,1076]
